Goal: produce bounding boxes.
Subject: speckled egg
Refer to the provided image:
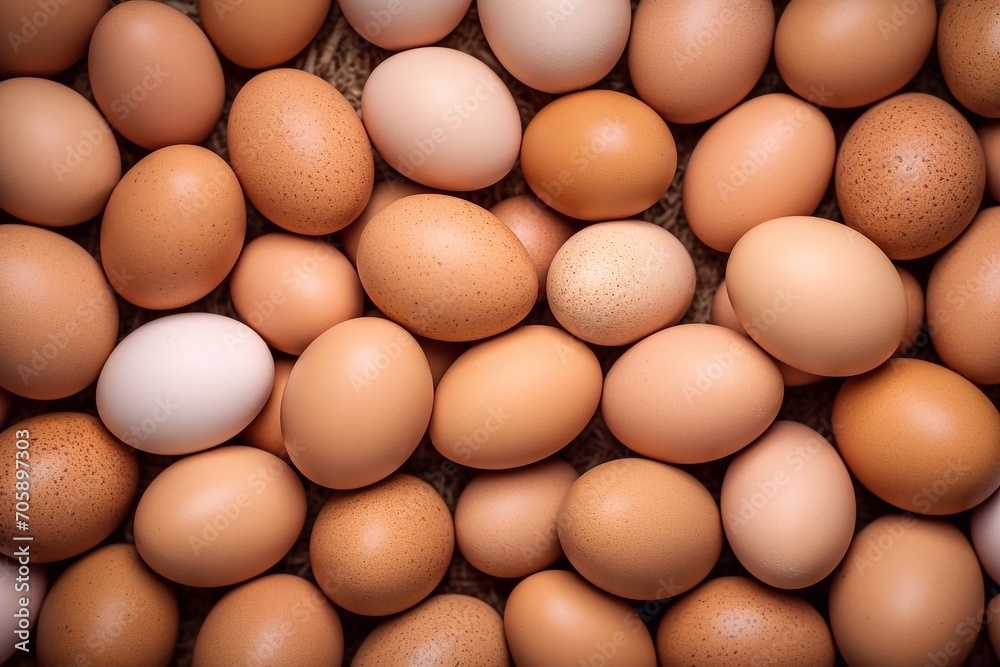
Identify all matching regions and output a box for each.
[938,0,1000,118]
[339,178,433,266]
[835,92,985,260]
[0,413,138,563]
[228,67,374,235]
[352,594,510,666]
[0,0,108,76]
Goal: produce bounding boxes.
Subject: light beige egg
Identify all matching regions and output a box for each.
[339,0,471,51]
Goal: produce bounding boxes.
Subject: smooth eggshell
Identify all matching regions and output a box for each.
[339,0,471,51]
[895,266,925,355]
[339,178,433,266]
[1,557,46,664]
[198,0,331,69]
[980,121,1000,201]
[972,487,1000,584]
[938,0,1000,118]
[240,357,294,459]
[0,0,108,76]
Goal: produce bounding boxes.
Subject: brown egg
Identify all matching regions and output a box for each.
[364,306,465,388]
[504,569,657,667]
[558,458,723,600]
[629,0,774,124]
[197,0,331,69]
[88,0,224,149]
[775,0,937,108]
[339,178,433,266]
[927,207,1000,384]
[240,357,294,458]
[229,233,364,354]
[656,576,835,667]
[0,413,138,563]
[455,457,579,578]
[938,0,1000,118]
[0,77,120,227]
[0,389,9,427]
[895,266,925,355]
[979,121,1000,201]
[192,574,344,667]
[835,93,985,260]
[990,595,1000,659]
[353,594,509,667]
[36,544,177,667]
[100,144,245,310]
[309,474,454,616]
[228,67,374,235]
[833,358,1000,514]
[829,515,984,667]
[356,194,537,341]
[521,89,677,221]
[0,0,108,76]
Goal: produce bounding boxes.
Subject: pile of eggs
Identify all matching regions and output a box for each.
[3,0,1000,665]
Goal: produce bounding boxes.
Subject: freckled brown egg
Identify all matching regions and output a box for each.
[938,0,1000,118]
[240,357,294,459]
[656,576,835,667]
[353,594,510,667]
[895,266,925,355]
[309,474,454,616]
[228,67,374,235]
[0,0,108,76]
[835,93,985,260]
[338,179,434,266]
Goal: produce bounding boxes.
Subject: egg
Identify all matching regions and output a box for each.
[504,569,657,667]
[833,358,1000,515]
[361,47,521,190]
[656,576,835,667]
[35,544,178,667]
[971,487,1000,584]
[1,556,46,664]
[228,67,374,235]
[96,313,275,456]
[602,323,783,464]
[829,515,984,667]
[229,233,364,355]
[775,0,937,108]
[0,389,10,428]
[356,194,537,341]
[726,216,907,376]
[197,0,331,69]
[546,220,696,346]
[0,77,121,227]
[629,0,775,124]
[339,0,472,51]
[88,0,224,149]
[454,457,579,578]
[0,0,108,75]
[310,474,454,616]
[352,594,509,666]
[430,325,602,469]
[521,89,677,221]
[240,357,294,459]
[134,445,306,587]
[926,207,1000,384]
[339,178,434,266]
[979,121,1000,201]
[192,574,344,666]
[938,0,1000,118]
[478,0,630,94]
[281,317,433,489]
[0,224,118,400]
[835,92,985,260]
[683,93,836,253]
[895,266,925,355]
[721,421,856,589]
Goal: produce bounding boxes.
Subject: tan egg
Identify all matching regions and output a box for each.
[228,68,374,235]
[775,0,937,108]
[88,0,224,149]
[0,78,120,227]
[339,0,471,51]
[726,216,907,376]
[0,413,138,563]
[504,569,657,667]
[602,324,783,464]
[0,0,108,76]
[339,179,433,266]
[281,317,433,489]
[927,207,1000,384]
[100,144,245,310]
[721,421,856,589]
[629,0,774,124]
[490,195,577,303]
[133,446,307,587]
[36,544,177,667]
[365,307,465,388]
[454,457,579,578]
[230,233,364,355]
[352,594,509,667]
[192,574,344,667]
[240,357,294,458]
[197,0,331,69]
[356,194,537,341]
[521,89,677,221]
[430,325,602,469]
[895,266,925,355]
[829,515,984,667]
[558,458,722,600]
[835,93,985,260]
[683,93,835,253]
[546,221,696,346]
[938,0,1000,118]
[656,576,835,667]
[979,121,1000,201]
[310,474,454,616]
[833,358,1000,515]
